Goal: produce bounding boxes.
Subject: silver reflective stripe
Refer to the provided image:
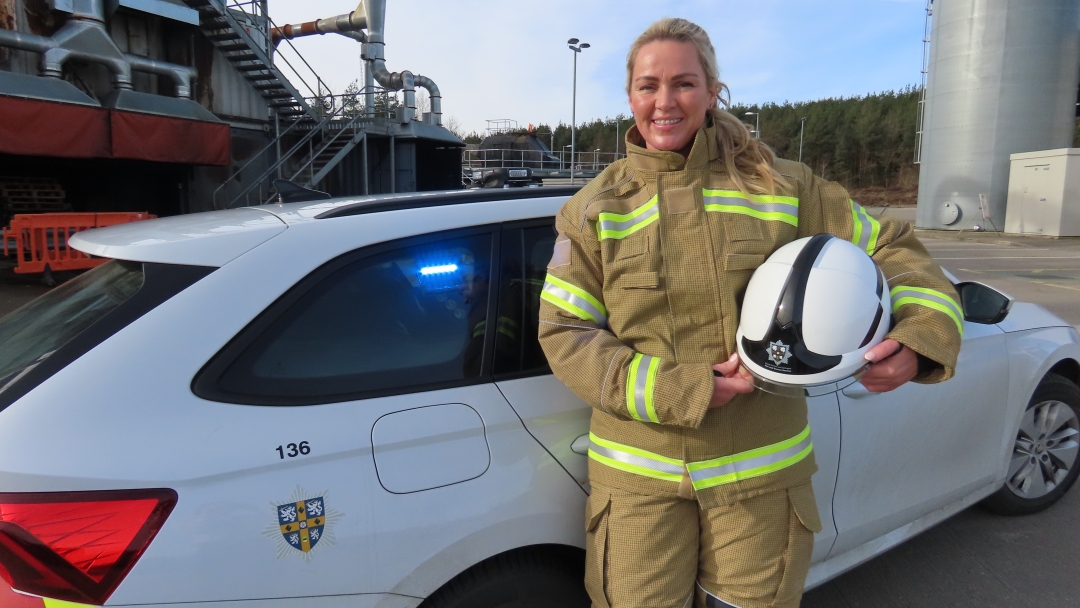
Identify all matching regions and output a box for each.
[687,431,813,486]
[588,442,685,477]
[541,279,608,326]
[597,202,659,239]
[627,354,659,423]
[705,196,798,216]
[891,289,963,322]
[850,201,881,255]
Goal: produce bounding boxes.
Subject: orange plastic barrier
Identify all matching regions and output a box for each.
[2,212,155,275]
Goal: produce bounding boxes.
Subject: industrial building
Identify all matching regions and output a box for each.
[0,0,462,219]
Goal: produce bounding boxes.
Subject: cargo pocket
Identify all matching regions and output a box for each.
[584,488,612,608]
[771,484,819,607]
[787,482,822,533]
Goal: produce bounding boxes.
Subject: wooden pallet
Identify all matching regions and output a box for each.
[0,178,70,218]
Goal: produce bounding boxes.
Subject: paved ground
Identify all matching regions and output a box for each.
[804,229,1080,608]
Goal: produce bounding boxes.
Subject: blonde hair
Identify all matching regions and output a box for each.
[626,18,785,195]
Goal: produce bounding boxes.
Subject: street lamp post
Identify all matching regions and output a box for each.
[744,111,760,139]
[798,116,808,164]
[568,38,590,185]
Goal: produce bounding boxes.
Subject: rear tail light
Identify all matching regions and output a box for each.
[0,489,176,605]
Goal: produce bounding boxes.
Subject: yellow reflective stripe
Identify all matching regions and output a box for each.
[587,432,684,482]
[849,200,881,256]
[686,425,813,491]
[44,600,95,608]
[540,274,608,326]
[702,189,799,227]
[597,195,660,241]
[890,286,964,335]
[626,353,661,423]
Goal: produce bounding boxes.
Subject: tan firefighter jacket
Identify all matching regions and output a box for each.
[538,124,963,509]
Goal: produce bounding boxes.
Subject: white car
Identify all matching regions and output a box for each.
[0,188,1078,608]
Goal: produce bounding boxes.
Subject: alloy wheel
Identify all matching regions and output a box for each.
[1006,400,1080,499]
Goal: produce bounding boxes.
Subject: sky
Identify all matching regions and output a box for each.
[267,0,928,134]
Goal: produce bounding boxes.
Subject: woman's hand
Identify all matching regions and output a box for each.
[709,353,755,408]
[860,339,918,393]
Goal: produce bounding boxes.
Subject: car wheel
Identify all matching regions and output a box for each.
[982,372,1080,515]
[420,546,589,608]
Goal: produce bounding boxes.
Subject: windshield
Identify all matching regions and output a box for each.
[0,261,144,385]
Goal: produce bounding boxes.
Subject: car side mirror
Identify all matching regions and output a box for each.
[955,281,1013,324]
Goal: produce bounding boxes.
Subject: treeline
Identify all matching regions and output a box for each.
[472,85,923,191]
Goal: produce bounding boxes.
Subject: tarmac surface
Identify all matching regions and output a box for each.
[803,227,1080,608]
[2,224,1080,606]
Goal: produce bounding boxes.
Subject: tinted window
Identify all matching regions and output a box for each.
[204,232,495,404]
[493,223,555,377]
[0,261,143,385]
[0,261,215,414]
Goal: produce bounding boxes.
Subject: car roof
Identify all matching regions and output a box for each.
[257,186,581,224]
[68,187,580,267]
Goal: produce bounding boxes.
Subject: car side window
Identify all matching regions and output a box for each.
[493,222,555,377]
[196,230,495,405]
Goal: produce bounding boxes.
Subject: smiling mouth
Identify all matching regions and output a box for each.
[653,118,682,126]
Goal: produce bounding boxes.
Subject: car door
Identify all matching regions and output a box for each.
[827,319,1010,558]
[492,220,591,488]
[186,226,584,601]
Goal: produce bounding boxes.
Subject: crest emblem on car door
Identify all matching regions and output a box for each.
[263,487,343,559]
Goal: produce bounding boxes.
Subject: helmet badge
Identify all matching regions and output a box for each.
[768,340,792,366]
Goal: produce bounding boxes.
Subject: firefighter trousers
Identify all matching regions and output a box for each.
[584,480,820,608]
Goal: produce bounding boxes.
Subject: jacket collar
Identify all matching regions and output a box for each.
[624,120,720,173]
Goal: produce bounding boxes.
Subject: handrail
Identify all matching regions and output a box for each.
[224,0,331,102]
[215,85,390,209]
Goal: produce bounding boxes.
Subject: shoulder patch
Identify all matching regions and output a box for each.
[549,237,572,269]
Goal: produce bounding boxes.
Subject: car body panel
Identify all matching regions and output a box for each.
[996,302,1072,333]
[829,320,1010,557]
[68,208,287,266]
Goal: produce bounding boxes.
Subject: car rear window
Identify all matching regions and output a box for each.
[0,261,144,385]
[0,260,215,413]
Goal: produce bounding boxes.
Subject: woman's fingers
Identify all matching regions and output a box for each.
[711,352,740,377]
[860,343,919,392]
[708,374,755,408]
[863,338,901,363]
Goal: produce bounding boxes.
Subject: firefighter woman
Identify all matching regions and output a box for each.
[537,17,963,608]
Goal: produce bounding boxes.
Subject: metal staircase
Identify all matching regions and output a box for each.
[183,0,323,122]
[211,97,391,209]
[180,0,384,208]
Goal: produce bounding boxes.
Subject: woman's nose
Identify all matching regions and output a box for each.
[656,85,676,109]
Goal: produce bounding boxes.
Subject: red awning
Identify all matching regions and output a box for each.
[0,95,230,166]
[0,95,110,158]
[111,110,230,166]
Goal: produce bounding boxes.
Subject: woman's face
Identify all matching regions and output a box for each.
[628,40,718,155]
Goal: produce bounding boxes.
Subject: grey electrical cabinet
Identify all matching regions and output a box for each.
[1005,149,1080,237]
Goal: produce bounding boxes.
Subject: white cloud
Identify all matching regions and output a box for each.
[268,0,925,133]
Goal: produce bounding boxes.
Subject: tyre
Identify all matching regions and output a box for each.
[419,546,589,608]
[982,372,1080,515]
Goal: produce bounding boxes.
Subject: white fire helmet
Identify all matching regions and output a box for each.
[736,234,890,396]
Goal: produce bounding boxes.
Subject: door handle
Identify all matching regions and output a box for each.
[841,381,877,400]
[571,434,590,455]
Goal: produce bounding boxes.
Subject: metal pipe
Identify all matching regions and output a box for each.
[362,134,369,194]
[389,135,396,194]
[268,0,444,126]
[124,54,196,98]
[412,74,441,125]
[0,0,196,96]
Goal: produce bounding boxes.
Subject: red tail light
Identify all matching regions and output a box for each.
[0,489,176,605]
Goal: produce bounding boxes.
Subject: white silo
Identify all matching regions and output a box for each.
[916,0,1080,230]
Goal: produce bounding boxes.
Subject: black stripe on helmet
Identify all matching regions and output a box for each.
[742,233,843,375]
